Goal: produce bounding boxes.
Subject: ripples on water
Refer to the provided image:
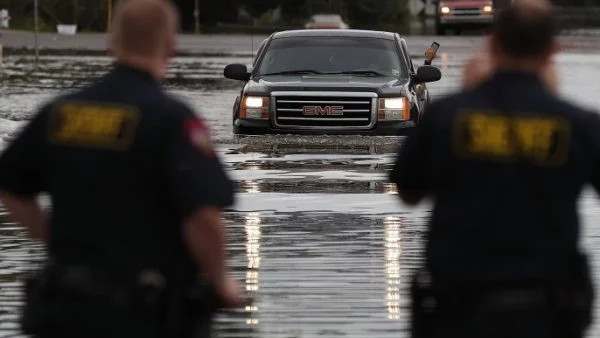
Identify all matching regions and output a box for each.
[1,50,600,337]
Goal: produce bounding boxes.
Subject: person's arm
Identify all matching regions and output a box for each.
[462,51,493,89]
[183,207,227,288]
[389,106,436,205]
[0,111,48,241]
[583,111,600,198]
[165,109,241,307]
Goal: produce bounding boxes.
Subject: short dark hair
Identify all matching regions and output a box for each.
[492,4,557,58]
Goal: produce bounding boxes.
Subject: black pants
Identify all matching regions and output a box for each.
[29,299,162,338]
[427,302,585,338]
[411,286,591,338]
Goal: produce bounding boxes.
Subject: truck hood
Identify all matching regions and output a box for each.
[244,75,409,97]
[439,0,491,7]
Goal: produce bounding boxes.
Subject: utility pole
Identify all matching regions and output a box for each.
[194,0,200,34]
[72,0,79,25]
[107,0,112,32]
[34,0,39,70]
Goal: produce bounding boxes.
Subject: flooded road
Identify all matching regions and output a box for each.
[1,35,600,337]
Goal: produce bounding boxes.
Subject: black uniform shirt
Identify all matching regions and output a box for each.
[0,64,234,279]
[391,70,600,285]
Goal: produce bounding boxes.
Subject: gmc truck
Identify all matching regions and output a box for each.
[223,29,442,136]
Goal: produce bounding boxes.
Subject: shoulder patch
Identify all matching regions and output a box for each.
[184,117,214,157]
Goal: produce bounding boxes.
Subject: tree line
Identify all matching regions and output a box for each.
[0,0,413,32]
[1,0,597,32]
[0,0,109,31]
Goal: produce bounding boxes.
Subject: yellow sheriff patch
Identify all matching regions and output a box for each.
[48,100,140,150]
[453,110,571,165]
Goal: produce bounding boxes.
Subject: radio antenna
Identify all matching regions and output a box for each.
[251,34,254,62]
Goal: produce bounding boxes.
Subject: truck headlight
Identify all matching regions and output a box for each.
[378,98,409,121]
[241,96,269,120]
[483,5,493,12]
[441,6,450,14]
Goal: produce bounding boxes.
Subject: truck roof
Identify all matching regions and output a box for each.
[272,29,397,40]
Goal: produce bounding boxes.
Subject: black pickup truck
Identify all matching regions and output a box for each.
[224,29,442,135]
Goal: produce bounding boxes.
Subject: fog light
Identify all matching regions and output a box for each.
[245,108,264,119]
[384,110,404,120]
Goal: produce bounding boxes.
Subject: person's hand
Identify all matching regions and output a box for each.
[462,50,559,92]
[215,274,244,309]
[425,47,436,63]
[462,51,493,89]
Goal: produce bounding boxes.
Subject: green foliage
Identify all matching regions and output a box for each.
[345,0,411,28]
[0,0,109,32]
[256,9,276,25]
[3,14,51,31]
[0,0,413,32]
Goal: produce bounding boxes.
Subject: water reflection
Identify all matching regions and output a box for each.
[237,180,398,194]
[244,212,262,327]
[240,180,261,194]
[383,183,398,195]
[385,216,402,321]
[237,141,400,155]
[439,52,450,73]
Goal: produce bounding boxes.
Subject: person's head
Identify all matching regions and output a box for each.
[108,0,180,80]
[488,0,559,72]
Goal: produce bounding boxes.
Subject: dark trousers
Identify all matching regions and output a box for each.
[27,298,213,338]
[427,303,585,338]
[30,302,162,338]
[411,287,591,338]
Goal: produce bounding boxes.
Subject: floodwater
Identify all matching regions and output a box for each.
[1,43,600,338]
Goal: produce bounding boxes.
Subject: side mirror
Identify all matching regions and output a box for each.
[414,65,442,84]
[224,63,251,81]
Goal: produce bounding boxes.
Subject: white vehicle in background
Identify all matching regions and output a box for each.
[304,14,350,29]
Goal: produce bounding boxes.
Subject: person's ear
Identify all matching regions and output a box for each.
[537,40,560,67]
[107,34,117,57]
[487,34,501,60]
[167,35,177,58]
[549,40,562,56]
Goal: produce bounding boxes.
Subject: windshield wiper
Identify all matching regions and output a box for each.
[261,70,323,76]
[325,70,387,76]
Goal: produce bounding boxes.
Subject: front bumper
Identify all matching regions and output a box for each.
[439,15,494,25]
[235,118,416,136]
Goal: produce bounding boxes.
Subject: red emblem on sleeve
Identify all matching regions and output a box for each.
[184,118,214,156]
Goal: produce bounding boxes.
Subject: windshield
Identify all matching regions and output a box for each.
[257,36,407,78]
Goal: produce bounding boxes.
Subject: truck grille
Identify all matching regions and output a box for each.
[453,8,483,15]
[272,92,377,130]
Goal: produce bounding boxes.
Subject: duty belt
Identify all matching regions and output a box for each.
[37,263,167,308]
[479,288,550,310]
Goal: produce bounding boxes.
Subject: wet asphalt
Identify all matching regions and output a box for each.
[1,33,600,337]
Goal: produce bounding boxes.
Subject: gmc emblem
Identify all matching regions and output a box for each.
[302,105,344,116]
